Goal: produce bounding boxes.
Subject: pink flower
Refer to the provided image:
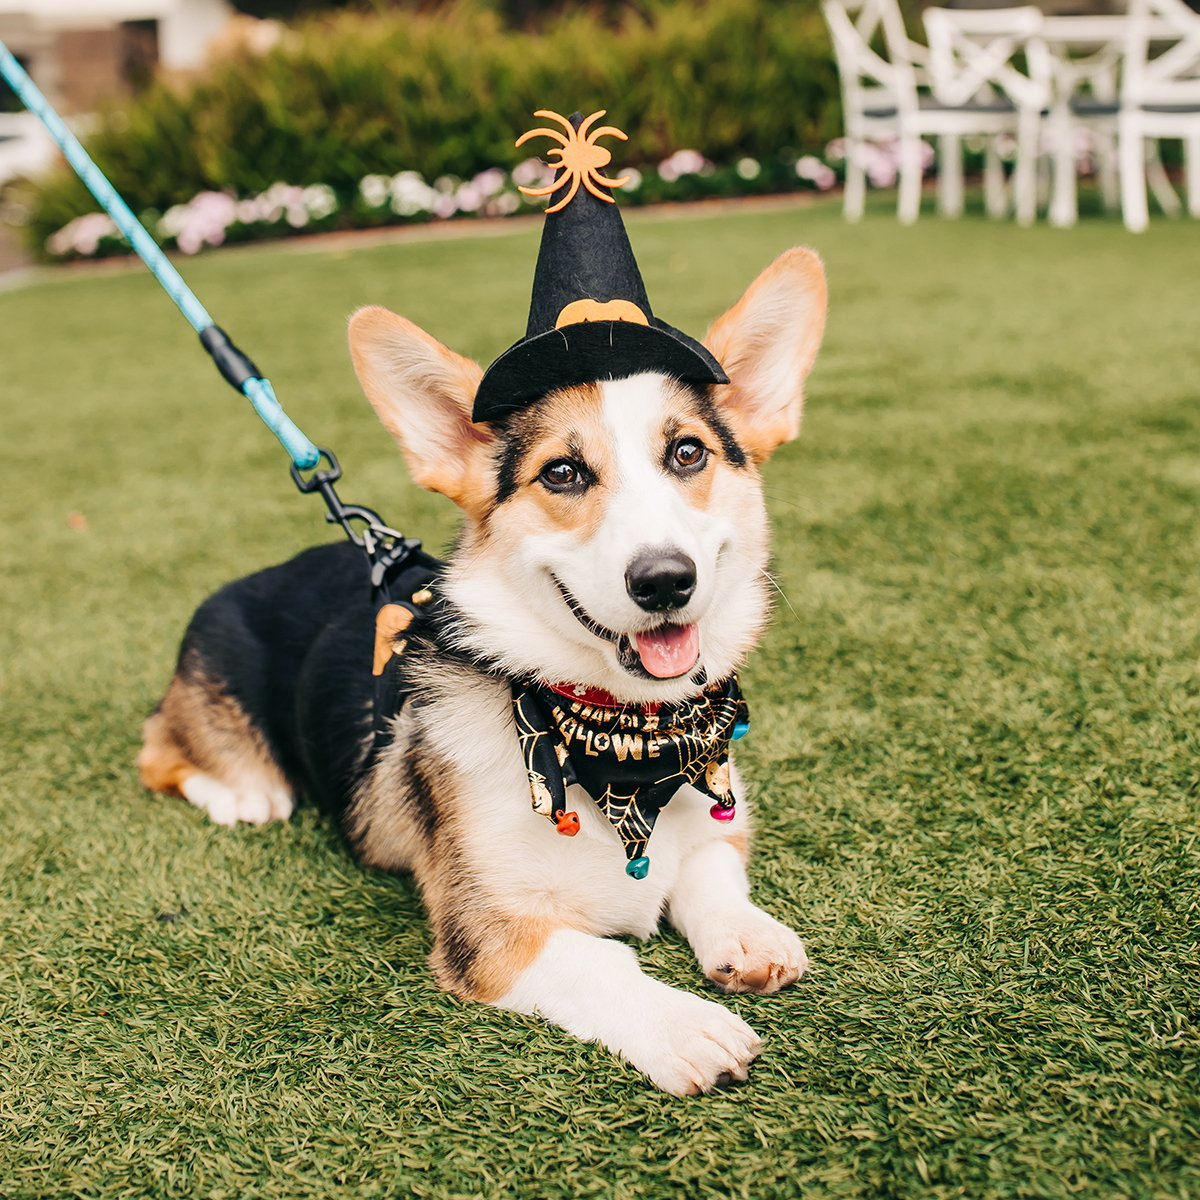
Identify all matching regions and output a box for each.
[170,191,237,254]
[658,149,711,182]
[46,212,118,257]
[795,156,836,191]
[512,157,554,188]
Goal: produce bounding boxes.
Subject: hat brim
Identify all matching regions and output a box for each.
[471,319,729,424]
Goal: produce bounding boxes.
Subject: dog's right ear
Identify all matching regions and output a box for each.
[348,306,493,513]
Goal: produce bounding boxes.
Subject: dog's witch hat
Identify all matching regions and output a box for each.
[471,110,728,423]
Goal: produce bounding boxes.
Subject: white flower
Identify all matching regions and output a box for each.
[359,174,389,208]
[736,157,761,180]
[158,204,187,238]
[622,167,642,192]
[841,138,933,188]
[389,171,435,216]
[303,184,338,220]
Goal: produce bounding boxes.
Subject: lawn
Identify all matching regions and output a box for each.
[1,196,1198,1200]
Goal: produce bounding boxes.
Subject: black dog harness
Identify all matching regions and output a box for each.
[369,551,443,745]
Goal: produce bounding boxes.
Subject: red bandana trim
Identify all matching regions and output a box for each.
[544,680,660,715]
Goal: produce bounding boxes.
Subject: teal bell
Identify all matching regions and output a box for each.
[626,856,650,880]
[732,719,750,741]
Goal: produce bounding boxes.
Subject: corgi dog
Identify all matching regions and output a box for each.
[138,245,827,1095]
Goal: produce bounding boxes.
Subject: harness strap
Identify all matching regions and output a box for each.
[369,549,444,754]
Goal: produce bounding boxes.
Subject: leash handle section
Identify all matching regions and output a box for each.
[199,326,320,469]
[0,40,212,332]
[0,40,320,471]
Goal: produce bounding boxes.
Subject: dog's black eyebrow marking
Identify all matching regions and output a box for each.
[670,384,747,469]
[693,391,747,469]
[494,425,532,505]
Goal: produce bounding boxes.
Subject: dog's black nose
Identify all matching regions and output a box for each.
[625,550,697,612]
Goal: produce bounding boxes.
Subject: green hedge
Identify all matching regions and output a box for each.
[22,0,839,251]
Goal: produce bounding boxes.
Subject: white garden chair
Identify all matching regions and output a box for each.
[922,7,1053,227]
[1042,14,1181,229]
[1043,21,1124,227]
[1119,0,1200,231]
[822,0,934,223]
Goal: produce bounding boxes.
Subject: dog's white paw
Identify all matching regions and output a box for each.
[180,774,294,826]
[622,988,763,1096]
[700,907,809,995]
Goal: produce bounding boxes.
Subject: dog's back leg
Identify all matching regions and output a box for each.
[138,662,294,827]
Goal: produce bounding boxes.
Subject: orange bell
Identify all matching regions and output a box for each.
[555,811,580,837]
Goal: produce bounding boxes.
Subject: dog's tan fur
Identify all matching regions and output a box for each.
[138,662,288,802]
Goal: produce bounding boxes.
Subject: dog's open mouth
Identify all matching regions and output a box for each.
[552,576,700,680]
[631,624,700,679]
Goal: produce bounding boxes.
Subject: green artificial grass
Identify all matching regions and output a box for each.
[1,196,1198,1199]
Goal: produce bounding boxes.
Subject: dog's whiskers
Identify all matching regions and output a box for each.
[758,567,797,621]
[760,486,814,516]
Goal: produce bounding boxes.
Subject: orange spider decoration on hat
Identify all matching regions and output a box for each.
[516,109,632,214]
[471,108,728,423]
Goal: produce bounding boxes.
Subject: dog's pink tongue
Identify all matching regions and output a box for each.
[633,623,700,679]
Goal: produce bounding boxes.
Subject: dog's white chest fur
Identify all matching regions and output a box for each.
[414,675,746,940]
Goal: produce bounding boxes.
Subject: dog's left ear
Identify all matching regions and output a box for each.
[348,306,493,515]
[703,247,827,464]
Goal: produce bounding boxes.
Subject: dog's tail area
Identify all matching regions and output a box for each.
[138,665,294,827]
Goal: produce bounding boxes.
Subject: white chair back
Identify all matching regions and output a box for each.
[924,6,1051,112]
[822,0,921,115]
[1124,0,1200,108]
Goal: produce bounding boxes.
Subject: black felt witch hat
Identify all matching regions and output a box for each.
[471,110,728,424]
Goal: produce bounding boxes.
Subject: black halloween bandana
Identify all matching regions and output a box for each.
[512,676,748,878]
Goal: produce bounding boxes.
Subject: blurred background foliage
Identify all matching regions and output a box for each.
[19,0,839,249]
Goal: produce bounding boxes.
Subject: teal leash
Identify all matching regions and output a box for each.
[0,39,320,471]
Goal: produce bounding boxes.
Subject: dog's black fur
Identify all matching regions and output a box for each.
[169,543,377,811]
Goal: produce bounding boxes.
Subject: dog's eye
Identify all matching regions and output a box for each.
[670,438,708,473]
[539,458,589,493]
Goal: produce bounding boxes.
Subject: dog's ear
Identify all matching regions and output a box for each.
[348,306,493,513]
[703,248,827,464]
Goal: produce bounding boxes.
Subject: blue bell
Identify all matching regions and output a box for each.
[626,856,650,880]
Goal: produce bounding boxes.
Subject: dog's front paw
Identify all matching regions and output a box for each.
[702,907,809,996]
[625,988,763,1096]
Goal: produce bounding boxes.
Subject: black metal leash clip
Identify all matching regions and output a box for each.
[290,447,424,594]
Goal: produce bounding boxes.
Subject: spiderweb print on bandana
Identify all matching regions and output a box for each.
[512,676,746,866]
